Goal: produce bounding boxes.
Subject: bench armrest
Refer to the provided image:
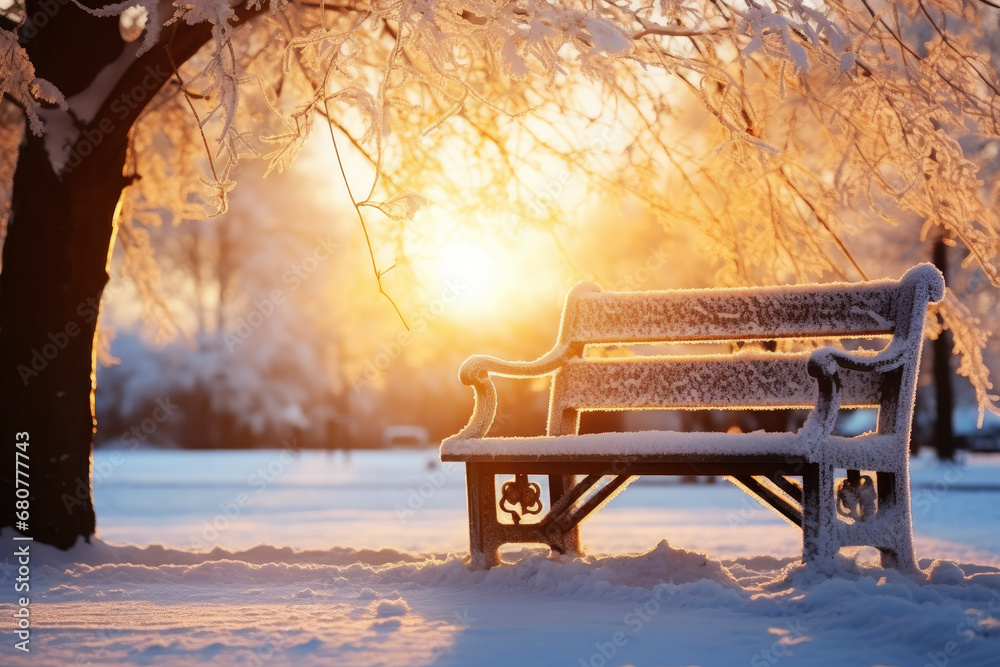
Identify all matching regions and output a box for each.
[452,342,581,440]
[802,264,943,441]
[800,340,909,440]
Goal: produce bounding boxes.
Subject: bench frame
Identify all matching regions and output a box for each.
[441,265,945,572]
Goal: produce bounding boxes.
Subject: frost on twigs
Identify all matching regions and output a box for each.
[202,177,237,217]
[742,7,815,75]
[0,31,66,135]
[244,0,287,12]
[7,0,1000,411]
[931,291,1000,428]
[366,191,428,222]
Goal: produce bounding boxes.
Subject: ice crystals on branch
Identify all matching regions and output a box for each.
[202,176,237,217]
[169,0,246,143]
[6,0,1000,422]
[932,293,1000,428]
[244,0,288,12]
[29,78,66,108]
[64,0,249,174]
[740,4,854,77]
[584,17,632,55]
[325,86,380,145]
[367,191,429,221]
[0,32,65,135]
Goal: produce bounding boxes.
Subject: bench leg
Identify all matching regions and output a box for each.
[546,474,582,556]
[466,463,501,569]
[802,462,838,573]
[876,471,918,572]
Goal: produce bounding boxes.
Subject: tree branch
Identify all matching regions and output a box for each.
[84,3,272,162]
[633,25,717,39]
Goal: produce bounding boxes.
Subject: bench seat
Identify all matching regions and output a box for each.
[441,431,899,469]
[442,430,806,461]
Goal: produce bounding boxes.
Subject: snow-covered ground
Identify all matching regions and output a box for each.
[3,448,1000,666]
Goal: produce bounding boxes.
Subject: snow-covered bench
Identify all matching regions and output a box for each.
[441,264,945,572]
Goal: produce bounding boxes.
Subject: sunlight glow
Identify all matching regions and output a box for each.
[437,242,497,295]
[427,241,502,319]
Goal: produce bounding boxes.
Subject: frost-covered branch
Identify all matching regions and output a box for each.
[7,0,1000,418]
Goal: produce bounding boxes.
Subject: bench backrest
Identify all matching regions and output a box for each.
[546,264,945,437]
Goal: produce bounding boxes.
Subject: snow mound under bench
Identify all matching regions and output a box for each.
[5,535,1000,667]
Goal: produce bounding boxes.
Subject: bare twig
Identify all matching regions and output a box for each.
[322,76,410,330]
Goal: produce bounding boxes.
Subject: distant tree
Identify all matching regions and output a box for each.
[3,0,1000,547]
[932,234,957,460]
[97,159,349,449]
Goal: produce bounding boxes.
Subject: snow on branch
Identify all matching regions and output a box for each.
[8,0,1000,418]
[935,291,1000,428]
[0,29,66,135]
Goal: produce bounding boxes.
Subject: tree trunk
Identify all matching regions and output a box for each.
[0,128,130,548]
[0,1,133,548]
[0,3,266,547]
[932,237,956,461]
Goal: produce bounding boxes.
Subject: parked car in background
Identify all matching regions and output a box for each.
[381,425,430,448]
[954,407,1000,452]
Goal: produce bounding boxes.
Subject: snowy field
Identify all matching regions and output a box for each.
[3,447,1000,666]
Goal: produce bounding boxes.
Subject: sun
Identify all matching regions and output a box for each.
[434,242,499,310]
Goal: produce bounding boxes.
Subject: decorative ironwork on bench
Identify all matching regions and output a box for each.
[837,472,878,521]
[498,474,542,524]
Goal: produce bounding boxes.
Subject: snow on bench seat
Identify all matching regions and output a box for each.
[441,430,810,461]
[441,430,898,468]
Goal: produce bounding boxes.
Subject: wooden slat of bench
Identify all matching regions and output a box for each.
[446,455,809,476]
[564,282,900,344]
[559,355,885,410]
